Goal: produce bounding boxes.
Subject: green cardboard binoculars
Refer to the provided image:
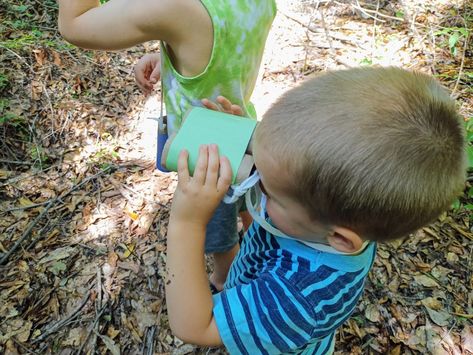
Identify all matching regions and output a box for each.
[161,107,257,184]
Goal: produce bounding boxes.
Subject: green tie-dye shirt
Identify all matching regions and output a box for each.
[161,0,276,135]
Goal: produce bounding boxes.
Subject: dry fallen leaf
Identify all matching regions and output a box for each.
[365,304,381,323]
[413,275,440,288]
[424,306,451,327]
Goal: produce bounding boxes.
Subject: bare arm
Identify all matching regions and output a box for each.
[57,0,194,50]
[166,145,231,346]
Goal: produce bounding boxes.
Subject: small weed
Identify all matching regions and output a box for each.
[452,118,473,215]
[395,10,404,19]
[0,30,44,49]
[466,118,473,169]
[435,27,469,57]
[0,74,9,92]
[90,140,121,168]
[29,144,49,165]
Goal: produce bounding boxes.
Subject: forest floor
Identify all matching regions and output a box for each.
[0,0,472,354]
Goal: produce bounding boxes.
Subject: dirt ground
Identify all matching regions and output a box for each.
[0,0,472,354]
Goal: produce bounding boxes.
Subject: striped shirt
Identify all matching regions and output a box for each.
[213,219,376,354]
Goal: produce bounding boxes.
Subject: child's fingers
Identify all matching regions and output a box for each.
[231,104,244,116]
[216,96,234,113]
[149,65,161,84]
[193,145,209,183]
[177,149,190,183]
[205,144,220,186]
[201,98,220,112]
[134,68,152,94]
[217,155,232,192]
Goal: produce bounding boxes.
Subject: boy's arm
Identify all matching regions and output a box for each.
[57,0,198,50]
[166,144,231,346]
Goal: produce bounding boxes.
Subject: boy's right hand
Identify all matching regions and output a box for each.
[170,144,232,227]
[134,54,161,96]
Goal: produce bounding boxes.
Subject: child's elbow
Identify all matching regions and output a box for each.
[58,21,77,45]
[58,21,88,48]
[170,325,196,345]
[169,323,221,347]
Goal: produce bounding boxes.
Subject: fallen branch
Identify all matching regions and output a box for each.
[31,292,91,344]
[0,166,112,265]
[0,159,32,165]
[2,201,50,214]
[142,325,157,355]
[76,302,108,355]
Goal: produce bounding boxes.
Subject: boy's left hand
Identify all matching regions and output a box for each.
[201,96,244,116]
[170,144,232,226]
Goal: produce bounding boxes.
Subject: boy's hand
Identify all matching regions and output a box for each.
[170,144,232,226]
[134,54,161,96]
[201,96,244,116]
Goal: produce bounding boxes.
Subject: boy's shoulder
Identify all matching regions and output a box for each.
[238,224,376,293]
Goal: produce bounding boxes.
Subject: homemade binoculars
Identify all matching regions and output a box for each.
[157,107,257,184]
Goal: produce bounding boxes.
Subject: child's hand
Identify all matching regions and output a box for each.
[134,54,161,96]
[170,144,232,226]
[201,96,244,116]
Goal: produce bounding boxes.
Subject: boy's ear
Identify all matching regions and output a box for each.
[327,226,364,254]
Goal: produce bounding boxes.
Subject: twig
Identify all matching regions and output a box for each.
[2,201,50,214]
[0,199,56,265]
[76,302,108,355]
[349,1,404,22]
[41,82,56,138]
[0,45,35,73]
[353,0,385,23]
[31,292,91,344]
[318,3,351,68]
[371,0,380,62]
[0,159,32,165]
[0,166,112,265]
[142,326,157,355]
[10,337,40,355]
[451,31,469,97]
[0,163,59,189]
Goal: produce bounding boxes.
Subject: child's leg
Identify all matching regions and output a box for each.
[211,243,239,291]
[239,211,253,231]
[205,201,240,291]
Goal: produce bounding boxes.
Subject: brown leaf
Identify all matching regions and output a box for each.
[117,261,140,273]
[413,275,439,288]
[365,304,381,322]
[33,49,46,66]
[51,50,62,66]
[107,325,120,340]
[5,340,19,355]
[421,297,443,310]
[424,306,451,326]
[462,326,473,353]
[62,327,87,347]
[388,345,401,355]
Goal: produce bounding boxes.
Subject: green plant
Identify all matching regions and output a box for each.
[0,74,9,92]
[435,27,469,57]
[450,118,473,212]
[0,30,44,49]
[29,144,48,163]
[466,118,473,168]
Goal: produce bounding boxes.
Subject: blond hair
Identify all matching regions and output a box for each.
[255,67,466,240]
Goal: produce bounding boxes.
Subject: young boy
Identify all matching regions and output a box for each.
[57,0,276,291]
[166,67,466,353]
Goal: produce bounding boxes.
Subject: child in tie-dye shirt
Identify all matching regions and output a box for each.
[58,0,276,291]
